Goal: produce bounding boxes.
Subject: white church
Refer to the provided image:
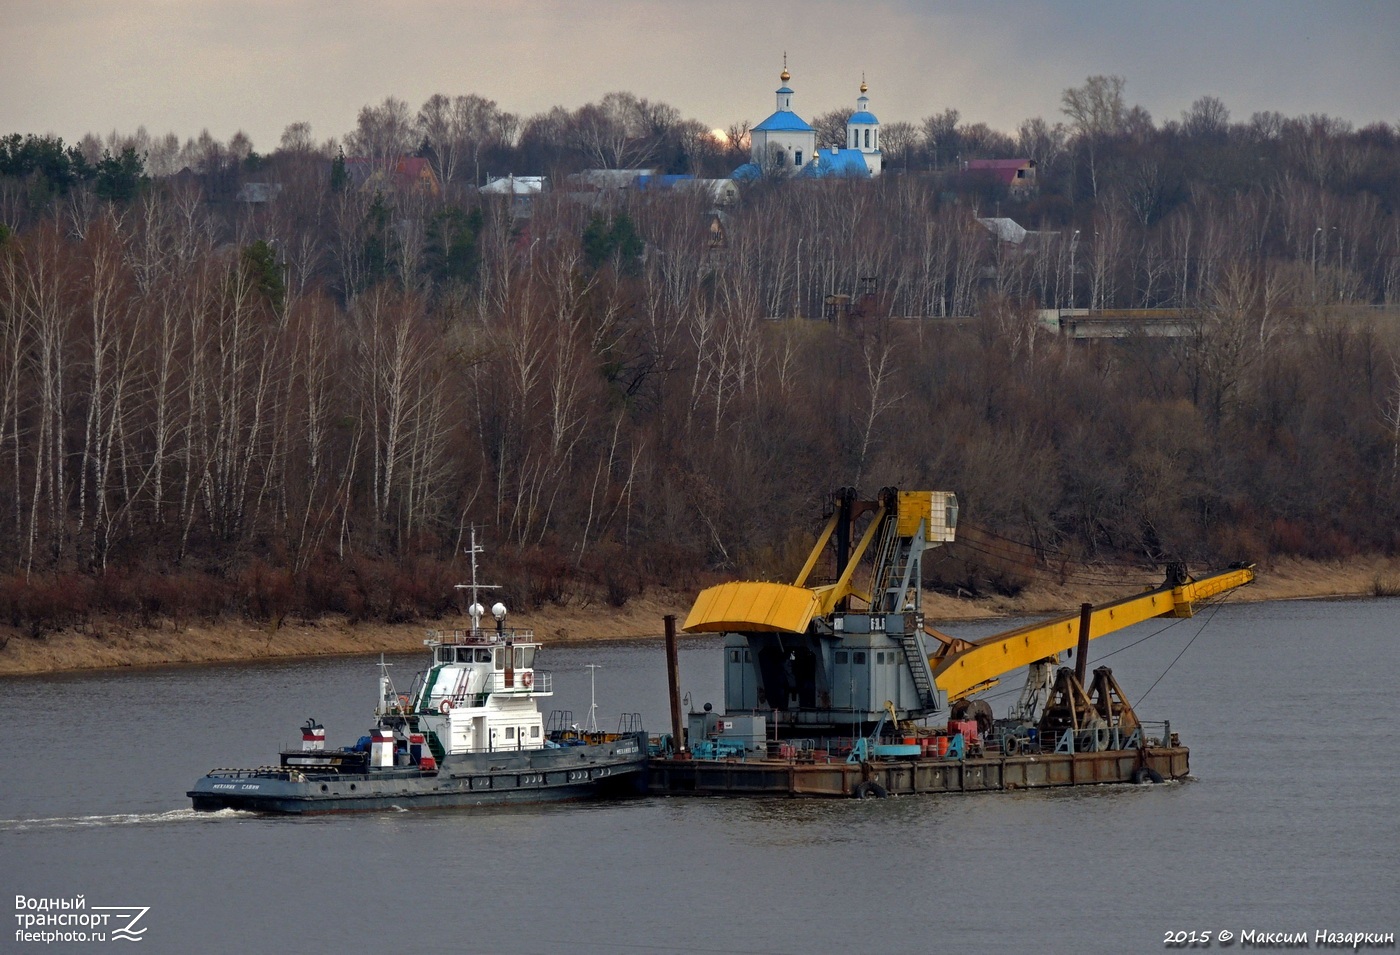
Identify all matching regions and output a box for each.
[735,63,883,180]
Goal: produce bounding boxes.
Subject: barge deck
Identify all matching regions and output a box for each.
[649,745,1185,798]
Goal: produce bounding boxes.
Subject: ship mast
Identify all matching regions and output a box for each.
[454,527,499,632]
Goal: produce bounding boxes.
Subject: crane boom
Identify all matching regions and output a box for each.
[929,564,1255,702]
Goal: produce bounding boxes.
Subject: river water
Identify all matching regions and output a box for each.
[3,598,1397,954]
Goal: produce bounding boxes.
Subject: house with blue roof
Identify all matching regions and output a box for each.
[735,64,883,181]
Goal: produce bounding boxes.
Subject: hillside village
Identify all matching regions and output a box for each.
[0,70,1398,636]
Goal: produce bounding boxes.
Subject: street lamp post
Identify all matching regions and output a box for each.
[1311,226,1322,303]
[1068,229,1080,309]
[1093,230,1102,311]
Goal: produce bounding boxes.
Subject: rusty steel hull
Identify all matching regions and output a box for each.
[649,746,1189,798]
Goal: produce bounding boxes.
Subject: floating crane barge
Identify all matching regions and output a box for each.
[649,487,1253,798]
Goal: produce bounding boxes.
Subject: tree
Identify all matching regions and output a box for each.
[279,122,318,155]
[880,121,918,171]
[1061,75,1127,139]
[241,239,286,312]
[417,93,510,188]
[723,122,751,168]
[345,96,416,174]
[93,147,145,203]
[671,119,724,176]
[571,92,678,170]
[1016,117,1067,182]
[1182,95,1230,141]
[812,108,853,149]
[330,150,348,192]
[0,133,90,196]
[1061,74,1128,198]
[921,108,960,167]
[582,213,643,275]
[424,205,483,287]
[228,130,255,164]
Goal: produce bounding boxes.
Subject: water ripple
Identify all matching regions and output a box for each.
[0,807,252,832]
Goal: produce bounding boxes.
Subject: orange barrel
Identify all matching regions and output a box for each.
[937,736,950,756]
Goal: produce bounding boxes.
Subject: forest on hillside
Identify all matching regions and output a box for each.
[1,77,1398,635]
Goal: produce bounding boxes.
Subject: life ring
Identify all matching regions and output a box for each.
[439,699,453,712]
[522,672,534,688]
[397,695,410,712]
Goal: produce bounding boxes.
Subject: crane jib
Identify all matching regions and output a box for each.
[930,566,1255,701]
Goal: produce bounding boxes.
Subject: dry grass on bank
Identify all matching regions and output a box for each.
[2,555,1396,677]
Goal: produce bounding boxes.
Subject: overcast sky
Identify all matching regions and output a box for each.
[4,0,1397,152]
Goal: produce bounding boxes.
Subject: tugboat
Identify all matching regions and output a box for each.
[188,535,648,813]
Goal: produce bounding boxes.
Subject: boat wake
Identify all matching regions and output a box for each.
[0,807,253,832]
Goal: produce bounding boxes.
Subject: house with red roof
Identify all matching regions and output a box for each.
[343,156,441,196]
[963,158,1037,197]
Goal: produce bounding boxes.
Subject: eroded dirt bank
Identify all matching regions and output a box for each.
[2,556,1395,676]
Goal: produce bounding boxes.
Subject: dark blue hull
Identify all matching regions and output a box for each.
[189,733,647,814]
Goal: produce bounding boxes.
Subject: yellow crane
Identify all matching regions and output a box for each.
[926,562,1256,702]
[683,487,1254,734]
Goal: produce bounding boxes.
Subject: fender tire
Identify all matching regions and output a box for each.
[852,780,890,799]
[1133,767,1165,785]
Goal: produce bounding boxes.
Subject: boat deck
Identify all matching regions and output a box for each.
[648,745,1188,798]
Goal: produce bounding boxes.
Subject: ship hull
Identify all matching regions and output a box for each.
[189,733,647,814]
[649,744,1188,798]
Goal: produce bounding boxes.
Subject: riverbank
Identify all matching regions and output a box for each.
[2,555,1396,676]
